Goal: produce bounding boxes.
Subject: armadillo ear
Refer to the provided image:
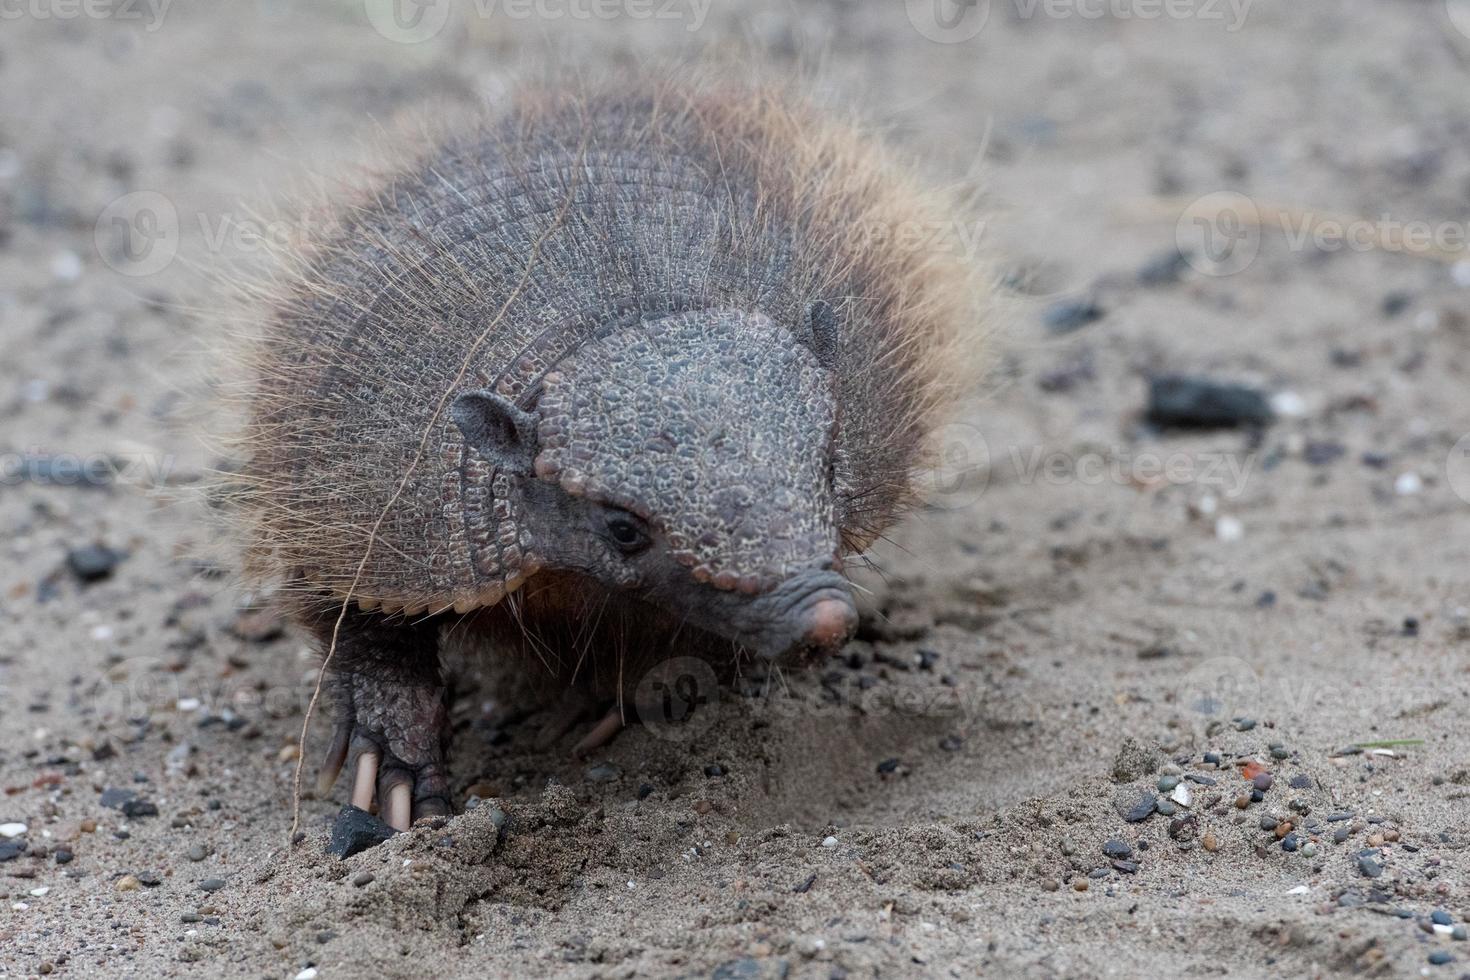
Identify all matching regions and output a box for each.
[450,390,539,476]
[806,300,841,370]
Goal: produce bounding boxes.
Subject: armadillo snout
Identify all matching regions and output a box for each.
[752,569,857,663]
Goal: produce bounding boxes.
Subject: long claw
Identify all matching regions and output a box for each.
[385,783,412,831]
[316,724,351,797]
[351,751,379,811]
[572,705,625,758]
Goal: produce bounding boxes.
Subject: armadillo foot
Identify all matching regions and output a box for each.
[316,671,450,832]
[572,704,626,758]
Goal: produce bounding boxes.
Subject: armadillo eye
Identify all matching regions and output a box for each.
[604,511,651,555]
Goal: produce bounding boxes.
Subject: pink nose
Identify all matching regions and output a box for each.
[800,597,857,650]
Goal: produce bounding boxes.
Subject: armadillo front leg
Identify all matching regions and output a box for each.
[307,604,450,831]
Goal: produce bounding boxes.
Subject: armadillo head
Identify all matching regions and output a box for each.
[450,309,857,663]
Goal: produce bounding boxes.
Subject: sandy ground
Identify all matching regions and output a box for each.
[3,1,1470,977]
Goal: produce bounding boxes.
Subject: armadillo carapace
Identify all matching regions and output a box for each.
[238,76,988,830]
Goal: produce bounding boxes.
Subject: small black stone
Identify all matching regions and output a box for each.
[1427,950,1453,966]
[637,783,655,800]
[938,735,963,752]
[1326,811,1354,822]
[876,758,900,775]
[704,764,726,778]
[1288,775,1311,790]
[1432,910,1453,926]
[1280,832,1300,852]
[1137,248,1191,286]
[1042,297,1105,335]
[1146,377,1273,430]
[1333,827,1352,844]
[326,805,396,859]
[1102,839,1133,860]
[1111,859,1140,875]
[66,544,125,583]
[1358,855,1383,878]
[1120,791,1158,823]
[53,849,73,865]
[0,840,25,862]
[137,871,162,887]
[1203,752,1222,765]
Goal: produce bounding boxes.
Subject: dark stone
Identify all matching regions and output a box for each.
[1137,248,1191,286]
[0,840,25,862]
[66,544,125,583]
[326,805,397,859]
[704,764,726,777]
[1116,790,1158,823]
[712,959,763,980]
[198,877,227,892]
[1042,298,1104,334]
[100,787,158,818]
[876,758,900,775]
[1303,441,1346,466]
[1427,950,1453,966]
[1111,859,1140,874]
[1102,839,1133,860]
[1358,855,1383,878]
[1432,910,1453,926]
[1146,376,1273,429]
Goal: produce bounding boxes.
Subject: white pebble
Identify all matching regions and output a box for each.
[821,835,838,848]
[176,698,201,712]
[626,880,636,890]
[294,970,319,980]
[1196,494,1218,517]
[1285,884,1310,895]
[1270,390,1307,418]
[1394,472,1423,496]
[0,823,27,838]
[1215,516,1244,542]
[28,887,49,897]
[1170,783,1192,807]
[12,902,29,911]
[50,250,83,282]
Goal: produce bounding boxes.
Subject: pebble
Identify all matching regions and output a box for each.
[1137,248,1191,286]
[116,875,140,892]
[1042,297,1104,334]
[1301,842,1318,858]
[0,823,27,838]
[1111,859,1140,875]
[584,764,620,783]
[1202,833,1219,852]
[876,758,900,775]
[1252,773,1274,792]
[353,872,375,887]
[1432,910,1453,926]
[1156,775,1180,792]
[53,849,73,865]
[66,544,125,583]
[1333,827,1352,844]
[1358,855,1383,878]
[1115,790,1158,823]
[1147,377,1273,429]
[938,735,963,752]
[1454,926,1467,941]
[327,806,396,859]
[1280,832,1300,853]
[1102,840,1133,860]
[180,911,201,923]
[99,788,158,819]
[137,871,162,887]
[1427,950,1453,966]
[821,836,838,848]
[704,764,726,778]
[198,877,227,893]
[186,844,209,862]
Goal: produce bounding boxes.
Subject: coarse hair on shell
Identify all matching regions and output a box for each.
[220,64,999,620]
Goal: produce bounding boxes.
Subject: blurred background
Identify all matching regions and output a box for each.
[2,2,1469,977]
